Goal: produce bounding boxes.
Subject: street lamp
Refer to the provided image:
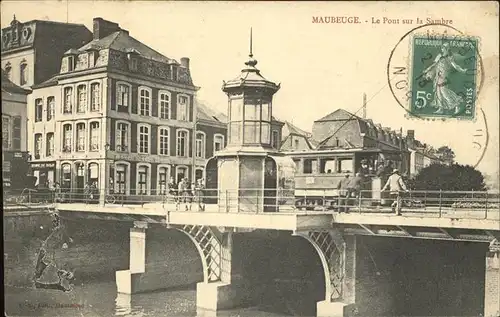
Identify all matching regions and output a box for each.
[104,143,113,196]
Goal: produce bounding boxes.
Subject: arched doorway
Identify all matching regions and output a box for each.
[205,157,218,204]
[264,157,277,212]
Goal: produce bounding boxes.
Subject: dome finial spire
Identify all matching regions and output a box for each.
[249,27,253,58]
[245,27,258,68]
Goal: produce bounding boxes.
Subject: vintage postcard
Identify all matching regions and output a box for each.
[2,1,499,317]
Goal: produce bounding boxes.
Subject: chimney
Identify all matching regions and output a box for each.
[93,17,121,40]
[362,92,367,119]
[180,57,190,70]
[406,129,415,140]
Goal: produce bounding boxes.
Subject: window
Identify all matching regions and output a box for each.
[116,122,129,152]
[271,130,279,149]
[46,133,54,157]
[115,163,128,194]
[295,139,299,149]
[177,95,189,121]
[159,91,171,119]
[176,166,188,184]
[158,127,169,155]
[90,83,100,111]
[63,124,72,152]
[12,116,21,150]
[67,56,75,72]
[34,134,42,158]
[88,163,99,185]
[138,125,150,154]
[90,122,99,151]
[77,85,87,113]
[63,87,73,114]
[47,97,55,121]
[137,164,149,195]
[303,159,313,174]
[139,87,151,116]
[61,164,71,190]
[320,159,336,174]
[214,134,224,152]
[35,98,43,122]
[176,130,188,157]
[2,116,10,149]
[157,165,169,195]
[117,83,130,108]
[337,158,353,173]
[195,132,205,158]
[76,123,86,151]
[20,62,28,85]
[131,59,138,71]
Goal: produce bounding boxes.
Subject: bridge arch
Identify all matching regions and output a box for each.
[293,230,346,302]
[169,224,222,283]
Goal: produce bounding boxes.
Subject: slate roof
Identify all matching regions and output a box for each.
[284,121,312,138]
[78,30,177,64]
[196,101,228,124]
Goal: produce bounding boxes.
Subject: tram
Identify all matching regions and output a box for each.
[289,148,410,210]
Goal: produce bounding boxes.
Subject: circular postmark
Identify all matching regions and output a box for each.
[387,23,489,168]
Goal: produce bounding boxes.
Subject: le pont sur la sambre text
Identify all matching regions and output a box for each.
[312,16,453,25]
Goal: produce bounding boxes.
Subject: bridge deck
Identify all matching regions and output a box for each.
[55,203,500,234]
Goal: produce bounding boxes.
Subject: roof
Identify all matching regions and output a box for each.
[78,30,176,64]
[196,101,228,124]
[32,74,59,89]
[1,70,30,94]
[284,121,312,138]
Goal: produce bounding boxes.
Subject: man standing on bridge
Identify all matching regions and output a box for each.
[336,174,350,213]
[382,169,409,215]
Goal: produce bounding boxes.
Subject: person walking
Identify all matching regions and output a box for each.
[346,173,363,208]
[381,169,409,215]
[336,174,351,213]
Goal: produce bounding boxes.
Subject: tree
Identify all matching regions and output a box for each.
[412,163,486,191]
[435,146,455,164]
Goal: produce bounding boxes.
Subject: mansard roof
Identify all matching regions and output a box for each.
[78,30,176,64]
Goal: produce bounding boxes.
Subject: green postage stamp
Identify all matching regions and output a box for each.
[409,35,479,119]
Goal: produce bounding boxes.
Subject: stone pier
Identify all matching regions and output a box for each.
[484,239,500,317]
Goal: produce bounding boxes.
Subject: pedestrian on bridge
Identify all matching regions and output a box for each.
[381,169,409,215]
[336,174,350,213]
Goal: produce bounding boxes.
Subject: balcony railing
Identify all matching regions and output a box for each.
[11,187,499,220]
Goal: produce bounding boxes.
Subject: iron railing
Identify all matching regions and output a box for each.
[9,187,500,219]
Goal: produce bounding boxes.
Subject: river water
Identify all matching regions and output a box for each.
[5,281,293,317]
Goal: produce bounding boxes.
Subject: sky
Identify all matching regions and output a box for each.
[1,1,498,179]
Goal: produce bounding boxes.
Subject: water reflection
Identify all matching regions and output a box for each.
[6,281,293,317]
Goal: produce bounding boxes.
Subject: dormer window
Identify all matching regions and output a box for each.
[127,50,139,72]
[171,65,178,81]
[129,58,138,71]
[88,50,99,67]
[67,55,76,72]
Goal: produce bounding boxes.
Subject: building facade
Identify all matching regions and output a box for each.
[29,17,226,198]
[406,129,443,176]
[1,70,31,190]
[1,15,92,88]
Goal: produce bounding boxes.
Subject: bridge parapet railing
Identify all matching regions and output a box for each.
[50,187,499,220]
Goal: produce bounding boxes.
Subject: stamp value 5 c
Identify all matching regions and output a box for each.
[409,35,479,119]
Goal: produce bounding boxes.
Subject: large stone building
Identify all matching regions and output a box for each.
[29,17,227,199]
[1,15,92,88]
[1,69,31,190]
